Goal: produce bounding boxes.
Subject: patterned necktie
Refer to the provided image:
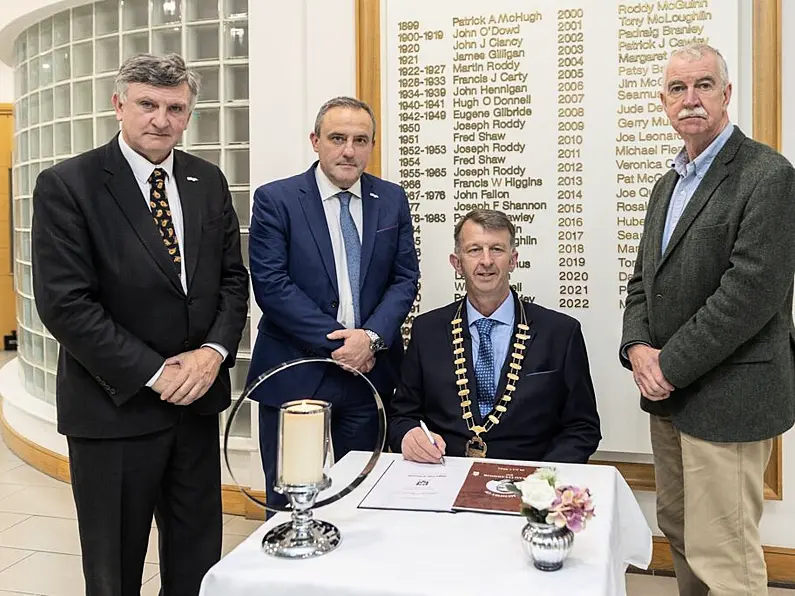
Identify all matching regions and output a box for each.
[147,168,181,273]
[474,318,497,418]
[338,191,361,328]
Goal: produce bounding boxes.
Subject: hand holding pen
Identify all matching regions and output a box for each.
[400,420,447,465]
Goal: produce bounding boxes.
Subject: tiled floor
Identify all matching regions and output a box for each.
[0,439,789,596]
[0,435,255,595]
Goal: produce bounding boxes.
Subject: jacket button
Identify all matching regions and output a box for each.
[188,298,195,306]
[331,301,339,309]
[183,341,189,348]
[655,293,663,298]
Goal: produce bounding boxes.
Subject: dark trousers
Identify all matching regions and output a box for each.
[67,412,222,596]
[259,370,380,515]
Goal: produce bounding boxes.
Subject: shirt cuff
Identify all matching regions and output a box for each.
[621,341,651,361]
[202,343,229,362]
[145,363,166,388]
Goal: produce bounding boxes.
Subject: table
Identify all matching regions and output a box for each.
[200,452,652,596]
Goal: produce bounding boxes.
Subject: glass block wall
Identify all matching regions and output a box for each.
[11,0,253,439]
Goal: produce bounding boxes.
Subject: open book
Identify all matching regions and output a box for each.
[452,461,537,514]
[357,458,537,514]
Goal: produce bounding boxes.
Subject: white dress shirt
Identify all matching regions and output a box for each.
[315,165,363,330]
[117,134,227,387]
[118,134,187,290]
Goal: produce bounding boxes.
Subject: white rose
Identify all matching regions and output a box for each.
[516,476,557,510]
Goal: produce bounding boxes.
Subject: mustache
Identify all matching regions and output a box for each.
[677,107,708,119]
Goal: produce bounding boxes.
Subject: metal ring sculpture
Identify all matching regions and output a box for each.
[222,357,386,514]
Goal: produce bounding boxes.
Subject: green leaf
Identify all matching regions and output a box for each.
[520,505,548,524]
[504,483,522,496]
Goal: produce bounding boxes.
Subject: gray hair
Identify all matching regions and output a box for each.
[114,53,201,110]
[665,44,730,90]
[313,96,377,142]
[454,209,516,252]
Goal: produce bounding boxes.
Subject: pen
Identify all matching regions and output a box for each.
[419,420,446,465]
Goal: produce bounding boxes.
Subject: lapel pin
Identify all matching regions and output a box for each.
[369,192,379,198]
[187,176,199,182]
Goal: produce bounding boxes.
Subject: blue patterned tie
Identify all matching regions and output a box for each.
[338,192,361,328]
[474,318,497,418]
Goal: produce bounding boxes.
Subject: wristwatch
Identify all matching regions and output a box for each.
[364,329,386,352]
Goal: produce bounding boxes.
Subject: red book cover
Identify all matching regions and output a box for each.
[452,461,537,514]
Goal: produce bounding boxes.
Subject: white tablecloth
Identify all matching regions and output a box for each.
[200,452,652,596]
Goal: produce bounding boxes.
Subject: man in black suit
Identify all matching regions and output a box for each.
[389,209,600,463]
[31,54,249,596]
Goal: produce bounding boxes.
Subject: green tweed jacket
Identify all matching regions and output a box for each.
[620,126,795,442]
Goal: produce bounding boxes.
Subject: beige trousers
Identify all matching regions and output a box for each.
[649,415,772,596]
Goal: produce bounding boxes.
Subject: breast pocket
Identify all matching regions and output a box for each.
[519,369,563,416]
[690,223,729,242]
[376,224,399,234]
[200,214,225,262]
[374,222,399,254]
[524,369,559,378]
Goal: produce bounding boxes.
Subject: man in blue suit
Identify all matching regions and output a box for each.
[248,97,419,507]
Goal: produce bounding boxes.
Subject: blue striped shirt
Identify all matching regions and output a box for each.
[661,123,734,254]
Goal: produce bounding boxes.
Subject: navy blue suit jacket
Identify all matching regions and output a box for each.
[248,163,419,405]
[389,294,601,463]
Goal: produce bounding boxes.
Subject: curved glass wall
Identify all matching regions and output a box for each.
[11,0,252,438]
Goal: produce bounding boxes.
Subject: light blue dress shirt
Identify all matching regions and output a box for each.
[468,294,515,390]
[661,123,734,254]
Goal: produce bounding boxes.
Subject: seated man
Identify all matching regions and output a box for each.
[389,209,601,463]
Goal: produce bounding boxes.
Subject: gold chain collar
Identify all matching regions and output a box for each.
[451,296,531,457]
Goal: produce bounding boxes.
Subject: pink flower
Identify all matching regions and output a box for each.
[512,474,596,534]
[559,488,575,506]
[565,510,585,533]
[544,484,596,533]
[545,510,567,528]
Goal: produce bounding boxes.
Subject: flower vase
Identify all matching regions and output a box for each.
[521,522,574,571]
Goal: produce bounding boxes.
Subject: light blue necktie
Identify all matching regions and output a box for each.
[338,191,361,328]
[474,318,497,418]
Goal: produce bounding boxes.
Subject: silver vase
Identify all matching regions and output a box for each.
[521,521,574,571]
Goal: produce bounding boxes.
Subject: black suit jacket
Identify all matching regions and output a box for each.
[31,136,249,439]
[389,294,601,463]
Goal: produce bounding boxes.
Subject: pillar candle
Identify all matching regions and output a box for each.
[279,401,326,486]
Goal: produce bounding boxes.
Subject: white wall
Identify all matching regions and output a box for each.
[249,0,356,191]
